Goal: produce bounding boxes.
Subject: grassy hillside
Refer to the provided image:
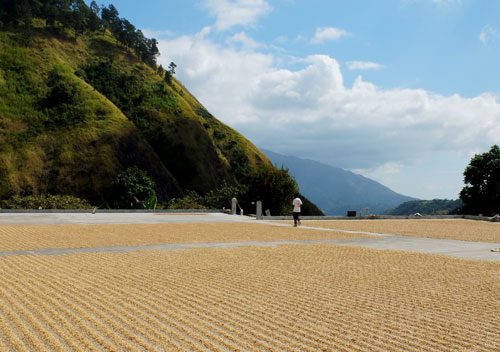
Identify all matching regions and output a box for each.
[0,23,268,205]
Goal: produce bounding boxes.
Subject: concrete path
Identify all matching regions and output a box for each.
[333,235,500,261]
[261,221,500,261]
[0,213,499,262]
[0,212,254,225]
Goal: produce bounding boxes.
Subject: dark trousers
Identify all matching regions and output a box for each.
[293,212,300,225]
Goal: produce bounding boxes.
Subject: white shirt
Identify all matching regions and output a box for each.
[293,197,302,212]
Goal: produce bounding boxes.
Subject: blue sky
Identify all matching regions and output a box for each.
[90,0,500,200]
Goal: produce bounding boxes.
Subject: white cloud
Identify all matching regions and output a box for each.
[156,30,500,198]
[352,162,403,181]
[480,26,497,44]
[311,27,349,44]
[202,0,272,31]
[226,32,263,49]
[142,29,175,38]
[347,61,384,70]
[274,35,288,44]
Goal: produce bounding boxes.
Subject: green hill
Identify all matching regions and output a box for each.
[384,199,462,216]
[0,4,269,206]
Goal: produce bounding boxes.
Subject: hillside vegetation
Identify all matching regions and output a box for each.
[384,199,462,216]
[0,2,272,207]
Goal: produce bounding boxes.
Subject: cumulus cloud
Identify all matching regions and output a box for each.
[202,0,272,31]
[156,29,500,198]
[347,61,384,70]
[226,32,264,50]
[311,27,349,44]
[158,30,500,164]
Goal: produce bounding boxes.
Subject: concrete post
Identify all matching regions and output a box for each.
[256,201,263,220]
[231,198,237,215]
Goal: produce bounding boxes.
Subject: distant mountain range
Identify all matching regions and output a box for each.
[263,150,416,215]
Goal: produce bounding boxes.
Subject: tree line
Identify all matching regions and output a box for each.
[0,0,159,67]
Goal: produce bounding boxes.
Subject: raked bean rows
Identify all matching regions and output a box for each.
[0,222,371,252]
[1,241,500,351]
[301,219,500,243]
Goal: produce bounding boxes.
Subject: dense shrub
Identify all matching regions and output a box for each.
[166,197,206,210]
[239,164,298,216]
[459,145,500,216]
[165,183,247,210]
[200,183,248,209]
[1,194,92,209]
[112,167,156,209]
[41,65,88,127]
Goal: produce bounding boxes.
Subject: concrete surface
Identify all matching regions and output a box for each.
[0,213,499,262]
[0,212,253,225]
[263,214,500,222]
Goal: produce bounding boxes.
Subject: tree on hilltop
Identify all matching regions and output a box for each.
[0,1,160,67]
[168,62,177,75]
[165,62,176,85]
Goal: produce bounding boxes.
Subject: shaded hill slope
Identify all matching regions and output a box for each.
[263,150,416,215]
[0,24,268,205]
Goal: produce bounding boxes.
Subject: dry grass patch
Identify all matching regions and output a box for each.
[0,244,499,351]
[300,219,500,243]
[0,223,371,251]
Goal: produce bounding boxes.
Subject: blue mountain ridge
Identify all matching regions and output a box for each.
[262,149,417,216]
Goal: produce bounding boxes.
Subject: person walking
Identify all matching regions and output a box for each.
[292,194,302,227]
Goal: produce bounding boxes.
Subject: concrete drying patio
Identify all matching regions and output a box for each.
[1,213,500,351]
[0,212,499,261]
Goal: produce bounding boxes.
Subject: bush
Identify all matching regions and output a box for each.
[166,197,206,210]
[1,194,92,209]
[112,167,156,209]
[459,145,500,216]
[41,65,88,127]
[239,164,298,216]
[163,183,248,210]
[201,182,248,209]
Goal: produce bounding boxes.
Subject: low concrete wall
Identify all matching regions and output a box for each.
[261,214,500,222]
[0,209,223,214]
[1,210,497,222]
[462,215,500,222]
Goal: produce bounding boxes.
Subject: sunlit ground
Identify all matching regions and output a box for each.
[0,220,499,351]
